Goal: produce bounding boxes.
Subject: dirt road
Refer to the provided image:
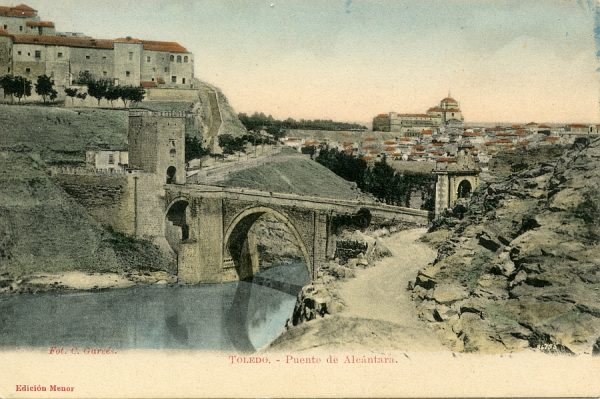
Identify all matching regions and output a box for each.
[268,228,448,352]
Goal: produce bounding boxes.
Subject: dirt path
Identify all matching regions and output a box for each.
[268,228,448,352]
[335,228,446,350]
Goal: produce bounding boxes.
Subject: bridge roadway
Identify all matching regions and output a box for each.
[166,183,431,224]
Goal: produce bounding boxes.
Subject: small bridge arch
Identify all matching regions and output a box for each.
[223,206,312,280]
[165,196,194,254]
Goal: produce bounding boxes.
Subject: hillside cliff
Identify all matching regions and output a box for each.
[412,137,600,354]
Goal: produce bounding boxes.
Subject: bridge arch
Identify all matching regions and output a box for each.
[223,206,312,280]
[165,196,194,254]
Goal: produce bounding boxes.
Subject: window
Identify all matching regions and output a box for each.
[146,56,151,62]
[176,55,181,63]
[85,55,90,59]
[25,67,30,73]
[17,51,21,56]
[57,52,63,58]
[128,52,133,61]
[102,56,107,60]
[126,71,130,77]
[19,26,23,31]
[103,71,107,76]
[182,78,185,84]
[34,50,41,58]
[164,67,168,72]
[3,25,6,29]
[170,55,174,61]
[27,52,30,56]
[108,154,115,164]
[151,78,155,81]
[152,67,156,72]
[171,76,177,83]
[184,56,188,63]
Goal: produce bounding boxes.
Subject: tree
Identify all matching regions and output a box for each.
[185,135,209,162]
[104,85,121,107]
[301,145,316,159]
[35,75,58,104]
[64,87,78,105]
[119,85,145,107]
[86,78,110,105]
[0,75,13,99]
[76,91,88,103]
[218,134,246,155]
[12,76,32,103]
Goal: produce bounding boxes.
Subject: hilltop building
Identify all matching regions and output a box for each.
[0,3,194,89]
[373,95,464,136]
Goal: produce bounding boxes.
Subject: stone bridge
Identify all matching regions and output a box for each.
[162,184,430,284]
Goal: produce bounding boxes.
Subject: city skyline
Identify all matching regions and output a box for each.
[13,0,600,124]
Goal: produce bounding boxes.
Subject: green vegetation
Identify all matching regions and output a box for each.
[218,133,275,155]
[185,135,210,162]
[0,75,32,103]
[76,72,146,107]
[34,74,58,104]
[315,147,436,209]
[238,112,367,137]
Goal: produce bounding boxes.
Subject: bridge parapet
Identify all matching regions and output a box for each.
[165,184,431,223]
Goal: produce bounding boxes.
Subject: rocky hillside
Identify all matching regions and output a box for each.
[412,137,600,354]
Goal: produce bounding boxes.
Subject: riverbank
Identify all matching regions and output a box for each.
[0,270,177,295]
[267,228,448,352]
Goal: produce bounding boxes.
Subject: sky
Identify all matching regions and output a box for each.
[15,0,600,124]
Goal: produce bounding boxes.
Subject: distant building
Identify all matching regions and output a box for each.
[373,95,465,136]
[86,149,129,171]
[0,3,194,89]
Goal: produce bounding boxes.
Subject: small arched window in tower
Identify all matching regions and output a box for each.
[170,55,174,62]
[457,180,472,199]
[177,55,182,63]
[166,166,177,184]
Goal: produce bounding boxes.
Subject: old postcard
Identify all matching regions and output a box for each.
[0,0,600,397]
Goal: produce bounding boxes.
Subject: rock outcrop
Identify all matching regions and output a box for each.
[412,137,600,354]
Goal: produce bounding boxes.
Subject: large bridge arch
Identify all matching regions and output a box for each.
[223,206,312,280]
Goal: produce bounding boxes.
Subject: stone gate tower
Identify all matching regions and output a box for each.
[434,152,480,217]
[128,110,186,185]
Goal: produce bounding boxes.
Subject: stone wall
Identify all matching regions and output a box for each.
[144,87,199,102]
[51,172,135,235]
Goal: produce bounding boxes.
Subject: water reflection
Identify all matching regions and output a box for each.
[0,262,309,351]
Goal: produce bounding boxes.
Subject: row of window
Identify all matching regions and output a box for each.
[12,49,189,64]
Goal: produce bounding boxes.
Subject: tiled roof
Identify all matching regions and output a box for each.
[0,28,12,38]
[13,34,114,49]
[142,40,188,53]
[10,33,189,53]
[0,4,36,17]
[14,4,35,11]
[26,21,54,28]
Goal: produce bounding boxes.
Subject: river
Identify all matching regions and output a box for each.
[0,262,309,352]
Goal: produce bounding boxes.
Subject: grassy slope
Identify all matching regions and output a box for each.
[0,105,171,278]
[0,105,128,163]
[215,154,368,201]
